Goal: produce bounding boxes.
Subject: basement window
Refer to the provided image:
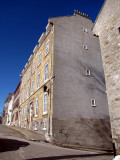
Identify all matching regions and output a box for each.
[34,122,38,131]
[83,45,88,50]
[86,69,90,76]
[91,99,96,107]
[43,121,47,130]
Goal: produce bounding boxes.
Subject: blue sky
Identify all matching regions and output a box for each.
[0,0,104,115]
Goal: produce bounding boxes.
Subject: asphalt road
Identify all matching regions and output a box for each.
[0,125,114,160]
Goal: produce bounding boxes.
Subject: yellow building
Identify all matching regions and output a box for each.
[19,22,54,137]
[19,13,112,150]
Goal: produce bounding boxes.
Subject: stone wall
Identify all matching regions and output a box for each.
[93,0,120,154]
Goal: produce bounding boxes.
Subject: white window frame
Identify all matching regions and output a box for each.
[28,69,31,80]
[23,90,25,102]
[45,40,49,55]
[34,122,38,131]
[20,94,22,105]
[25,75,26,85]
[44,63,48,82]
[33,61,35,73]
[31,80,34,94]
[37,72,40,89]
[38,52,41,66]
[21,80,23,89]
[83,28,88,32]
[35,98,38,117]
[43,93,47,115]
[27,86,29,99]
[83,45,88,50]
[25,106,27,120]
[91,99,96,107]
[86,69,90,76]
[43,121,47,130]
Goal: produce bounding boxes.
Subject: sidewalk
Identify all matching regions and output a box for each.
[8,126,46,142]
[7,125,114,154]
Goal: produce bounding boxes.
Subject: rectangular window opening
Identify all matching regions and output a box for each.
[86,69,90,76]
[83,45,88,50]
[91,99,96,107]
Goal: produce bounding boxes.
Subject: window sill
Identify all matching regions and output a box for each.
[43,112,47,115]
[43,128,46,130]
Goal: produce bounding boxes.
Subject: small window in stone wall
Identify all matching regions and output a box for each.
[86,69,90,76]
[83,45,88,50]
[91,99,96,107]
[83,28,88,32]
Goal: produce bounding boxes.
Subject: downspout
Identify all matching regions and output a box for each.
[48,24,53,139]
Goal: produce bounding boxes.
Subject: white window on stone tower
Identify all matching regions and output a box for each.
[83,45,88,50]
[91,99,96,107]
[86,69,90,76]
[83,28,88,32]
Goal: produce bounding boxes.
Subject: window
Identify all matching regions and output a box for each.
[24,108,25,115]
[38,52,41,66]
[37,73,40,89]
[34,122,38,131]
[43,121,47,130]
[31,80,34,94]
[25,106,27,120]
[44,63,48,81]
[43,93,47,114]
[45,40,49,55]
[28,69,31,80]
[83,28,88,32]
[91,99,96,107]
[33,62,35,73]
[21,80,23,89]
[35,98,38,117]
[23,90,25,102]
[25,75,26,85]
[27,86,29,98]
[30,104,33,116]
[83,45,88,50]
[20,94,22,105]
[86,69,90,76]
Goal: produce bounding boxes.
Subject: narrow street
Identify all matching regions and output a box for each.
[0,125,114,160]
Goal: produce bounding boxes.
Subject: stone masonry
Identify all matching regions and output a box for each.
[93,0,120,154]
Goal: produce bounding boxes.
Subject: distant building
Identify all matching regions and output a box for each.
[11,82,21,126]
[93,0,120,154]
[2,93,14,125]
[19,12,112,150]
[0,116,2,124]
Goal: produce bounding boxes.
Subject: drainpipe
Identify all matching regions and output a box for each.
[48,25,53,139]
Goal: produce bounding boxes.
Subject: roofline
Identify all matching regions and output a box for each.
[93,0,107,27]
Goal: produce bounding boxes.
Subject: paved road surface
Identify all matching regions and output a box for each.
[0,125,114,160]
